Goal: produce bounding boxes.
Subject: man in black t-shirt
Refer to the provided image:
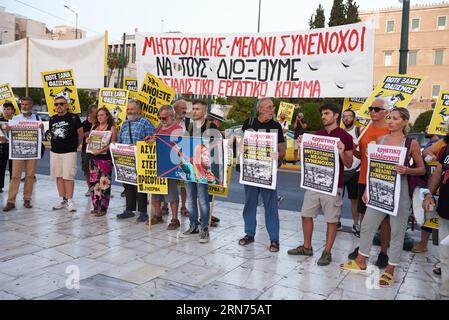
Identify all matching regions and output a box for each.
[238,98,285,253]
[49,96,83,213]
[424,134,449,298]
[81,104,97,196]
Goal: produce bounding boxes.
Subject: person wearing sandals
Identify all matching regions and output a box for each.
[145,105,184,230]
[238,98,285,253]
[423,131,449,298]
[86,107,117,217]
[288,104,354,266]
[341,108,426,288]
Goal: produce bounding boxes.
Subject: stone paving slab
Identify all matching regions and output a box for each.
[0,174,443,300]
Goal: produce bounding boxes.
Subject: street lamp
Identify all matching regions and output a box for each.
[398,0,410,74]
[64,5,79,40]
[0,31,8,45]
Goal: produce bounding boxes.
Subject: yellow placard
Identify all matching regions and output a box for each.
[136,141,168,194]
[137,72,175,127]
[277,102,295,124]
[98,88,129,131]
[428,91,449,136]
[41,69,80,116]
[124,77,139,99]
[358,74,424,119]
[208,165,232,198]
[423,217,439,230]
[341,98,368,128]
[0,83,19,116]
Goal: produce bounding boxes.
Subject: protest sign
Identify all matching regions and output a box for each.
[423,217,439,230]
[136,22,375,98]
[341,97,368,128]
[300,133,340,196]
[110,143,137,185]
[156,135,227,187]
[124,77,139,99]
[86,130,112,155]
[208,165,232,197]
[277,102,295,124]
[136,141,168,194]
[428,91,449,136]
[98,88,129,131]
[8,120,42,160]
[239,131,278,190]
[41,69,80,116]
[137,72,175,127]
[366,144,407,216]
[0,84,19,116]
[358,74,424,119]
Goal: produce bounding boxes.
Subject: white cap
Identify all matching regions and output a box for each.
[209,104,225,122]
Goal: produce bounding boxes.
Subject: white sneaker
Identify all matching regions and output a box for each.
[53,200,67,210]
[67,201,77,213]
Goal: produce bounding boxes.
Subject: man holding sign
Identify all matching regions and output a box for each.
[289,104,353,266]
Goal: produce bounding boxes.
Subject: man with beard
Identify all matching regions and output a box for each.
[341,109,362,236]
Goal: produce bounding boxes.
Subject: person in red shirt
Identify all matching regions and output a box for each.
[288,104,354,266]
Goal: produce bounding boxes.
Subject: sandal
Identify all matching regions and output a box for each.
[269,241,280,253]
[151,215,164,225]
[167,219,180,230]
[239,235,254,246]
[340,260,367,273]
[95,211,107,217]
[379,272,395,288]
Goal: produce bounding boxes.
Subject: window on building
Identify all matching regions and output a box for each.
[438,16,447,30]
[384,51,393,66]
[432,85,441,98]
[435,49,444,65]
[408,51,417,66]
[386,20,395,33]
[411,18,420,32]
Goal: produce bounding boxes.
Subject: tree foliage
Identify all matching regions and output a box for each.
[412,110,433,133]
[329,0,346,27]
[309,4,326,29]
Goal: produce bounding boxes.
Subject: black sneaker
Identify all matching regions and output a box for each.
[211,216,220,223]
[120,190,126,197]
[136,213,149,223]
[337,222,343,231]
[352,224,361,238]
[348,247,359,260]
[375,252,389,269]
[117,211,135,220]
[180,226,200,238]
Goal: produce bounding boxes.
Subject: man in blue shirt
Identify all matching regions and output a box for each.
[117,99,155,223]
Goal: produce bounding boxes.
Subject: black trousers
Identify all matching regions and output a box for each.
[124,184,147,214]
[0,144,12,189]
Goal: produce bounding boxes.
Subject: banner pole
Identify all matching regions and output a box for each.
[26,37,29,96]
[148,194,153,231]
[209,195,215,229]
[104,30,109,87]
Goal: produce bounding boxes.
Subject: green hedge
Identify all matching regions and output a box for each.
[412,110,433,133]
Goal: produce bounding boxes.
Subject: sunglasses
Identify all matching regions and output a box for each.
[368,107,385,113]
[54,103,67,107]
[159,117,168,121]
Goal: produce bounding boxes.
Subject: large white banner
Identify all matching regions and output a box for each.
[28,34,106,88]
[0,39,27,87]
[136,22,374,98]
[366,144,407,216]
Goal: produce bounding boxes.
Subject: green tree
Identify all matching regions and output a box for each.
[299,102,323,132]
[345,0,361,24]
[78,89,97,114]
[413,110,433,133]
[309,4,326,29]
[329,0,346,27]
[107,52,128,88]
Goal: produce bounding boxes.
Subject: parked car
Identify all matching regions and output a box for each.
[36,112,50,140]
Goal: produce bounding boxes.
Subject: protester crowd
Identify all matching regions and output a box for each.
[0,95,448,298]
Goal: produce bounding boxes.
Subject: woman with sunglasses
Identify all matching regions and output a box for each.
[341,107,426,288]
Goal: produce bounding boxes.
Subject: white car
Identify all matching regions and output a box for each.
[36,112,50,140]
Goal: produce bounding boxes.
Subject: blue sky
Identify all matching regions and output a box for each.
[0,0,439,40]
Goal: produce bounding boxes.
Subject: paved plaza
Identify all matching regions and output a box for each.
[0,175,443,300]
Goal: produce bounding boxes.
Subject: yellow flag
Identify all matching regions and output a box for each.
[41,69,80,116]
[341,98,368,128]
[358,74,424,119]
[0,83,19,116]
[277,102,295,125]
[428,91,449,136]
[98,88,129,131]
[137,72,175,127]
[208,165,232,198]
[123,77,138,99]
[136,141,168,194]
